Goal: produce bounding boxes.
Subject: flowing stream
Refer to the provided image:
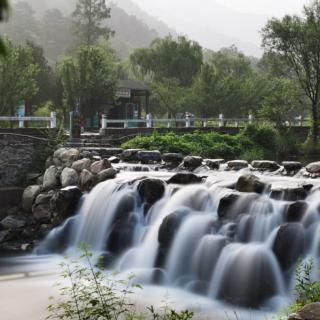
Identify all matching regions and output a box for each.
[2,168,320,319]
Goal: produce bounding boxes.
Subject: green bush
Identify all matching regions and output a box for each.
[122,125,286,161]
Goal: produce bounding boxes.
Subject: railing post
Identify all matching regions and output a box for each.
[219,114,224,127]
[101,114,107,129]
[19,116,24,128]
[203,119,207,128]
[124,121,128,129]
[298,115,303,127]
[50,112,57,128]
[235,120,240,128]
[167,120,171,128]
[146,113,152,128]
[248,114,253,124]
[185,114,191,128]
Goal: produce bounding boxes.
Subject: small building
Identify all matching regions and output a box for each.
[105,80,150,127]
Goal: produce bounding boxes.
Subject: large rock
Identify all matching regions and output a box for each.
[138,178,166,206]
[204,159,224,170]
[32,193,53,222]
[97,168,117,182]
[71,158,91,172]
[270,183,308,201]
[90,159,111,174]
[227,160,248,170]
[282,161,303,173]
[50,186,82,218]
[43,166,59,190]
[285,201,308,222]
[79,169,95,190]
[306,162,320,174]
[138,150,161,164]
[61,168,79,188]
[251,160,280,172]
[288,303,320,320]
[22,185,42,212]
[162,153,183,165]
[53,148,80,167]
[183,156,203,169]
[0,215,28,229]
[235,174,267,194]
[272,223,305,271]
[167,173,204,185]
[120,149,142,162]
[217,191,260,220]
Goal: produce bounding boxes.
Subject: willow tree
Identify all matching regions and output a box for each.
[262,0,320,144]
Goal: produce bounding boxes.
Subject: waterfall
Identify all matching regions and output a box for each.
[37,172,320,310]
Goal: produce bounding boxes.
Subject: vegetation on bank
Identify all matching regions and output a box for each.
[48,247,194,320]
[122,125,299,161]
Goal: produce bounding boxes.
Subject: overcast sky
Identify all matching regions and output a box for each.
[130,0,310,56]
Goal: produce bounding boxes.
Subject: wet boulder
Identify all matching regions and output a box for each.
[217,191,260,220]
[90,159,112,174]
[272,223,305,271]
[288,303,320,320]
[108,156,120,164]
[282,161,303,173]
[167,173,204,185]
[158,209,190,249]
[183,156,203,169]
[235,174,268,194]
[162,153,183,165]
[120,149,142,162]
[285,201,308,222]
[306,162,320,174]
[251,160,280,172]
[270,183,307,201]
[0,215,28,230]
[71,158,91,172]
[79,169,95,190]
[22,185,42,212]
[97,168,117,182]
[138,178,166,206]
[227,160,248,170]
[50,186,82,219]
[204,159,224,170]
[54,148,80,167]
[138,150,161,164]
[32,193,53,222]
[43,166,59,190]
[61,168,79,188]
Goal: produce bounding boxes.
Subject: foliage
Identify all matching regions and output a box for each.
[288,259,320,313]
[130,36,203,86]
[72,0,114,48]
[122,125,284,161]
[48,246,194,320]
[0,0,9,54]
[0,39,39,116]
[262,0,320,144]
[57,46,118,118]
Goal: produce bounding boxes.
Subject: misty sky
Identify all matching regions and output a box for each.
[130,0,310,56]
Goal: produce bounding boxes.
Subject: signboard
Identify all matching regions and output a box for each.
[116,88,131,99]
[15,103,25,117]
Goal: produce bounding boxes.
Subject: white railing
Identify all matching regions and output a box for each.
[0,112,57,128]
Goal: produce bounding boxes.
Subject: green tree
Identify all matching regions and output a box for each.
[130,36,203,87]
[0,0,9,53]
[262,0,320,144]
[0,39,39,116]
[72,0,113,48]
[58,46,117,119]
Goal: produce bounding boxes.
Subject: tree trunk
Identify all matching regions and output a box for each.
[311,101,319,145]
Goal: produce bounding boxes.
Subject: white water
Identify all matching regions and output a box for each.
[4,169,320,319]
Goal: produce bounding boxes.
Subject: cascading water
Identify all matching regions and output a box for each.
[37,170,320,311]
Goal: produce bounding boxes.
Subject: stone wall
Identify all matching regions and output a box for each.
[0,133,43,187]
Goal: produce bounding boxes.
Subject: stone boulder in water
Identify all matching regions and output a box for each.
[97,168,117,183]
[204,159,224,170]
[282,161,303,173]
[251,160,280,172]
[32,193,53,222]
[167,173,204,185]
[235,174,267,194]
[71,158,91,172]
[162,153,183,165]
[79,169,95,190]
[227,160,248,170]
[138,178,165,206]
[272,223,305,271]
[183,156,203,169]
[270,183,308,201]
[61,168,79,188]
[120,149,142,162]
[285,201,308,222]
[22,185,42,212]
[90,159,111,174]
[43,166,59,190]
[53,148,80,167]
[138,150,161,163]
[288,303,320,320]
[50,186,82,219]
[306,162,320,174]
